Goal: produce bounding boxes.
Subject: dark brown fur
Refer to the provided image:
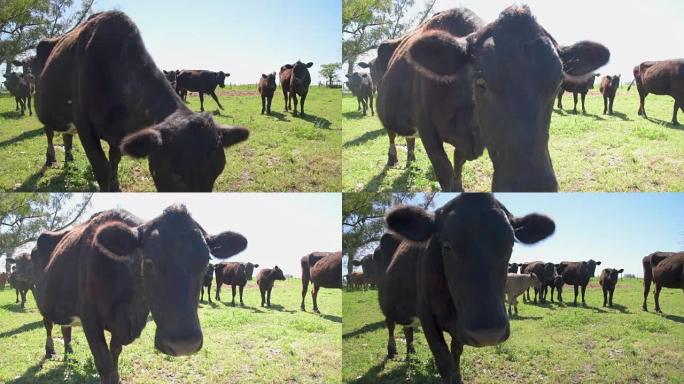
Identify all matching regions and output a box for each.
[558,259,602,306]
[257,73,277,114]
[345,72,374,116]
[521,261,555,303]
[200,265,214,303]
[214,261,259,306]
[279,61,313,116]
[599,74,621,114]
[256,266,286,307]
[599,268,623,307]
[2,72,34,116]
[300,251,342,313]
[557,73,599,114]
[628,60,684,124]
[642,252,684,313]
[175,70,229,112]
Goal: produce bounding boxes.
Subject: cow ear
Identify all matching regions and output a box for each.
[358,62,369,68]
[121,127,163,158]
[12,60,22,66]
[217,125,249,147]
[285,64,293,69]
[386,206,435,242]
[306,62,313,68]
[510,214,555,244]
[618,269,624,273]
[596,261,602,265]
[206,231,247,259]
[93,222,140,261]
[379,232,402,257]
[406,31,470,83]
[558,41,610,76]
[262,74,267,78]
[254,264,259,268]
[6,257,15,264]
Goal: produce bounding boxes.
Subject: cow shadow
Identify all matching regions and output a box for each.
[646,117,683,130]
[661,313,684,324]
[0,127,43,148]
[358,356,438,384]
[508,314,542,321]
[343,128,385,148]
[342,110,371,120]
[605,303,629,314]
[587,113,605,121]
[609,111,630,121]
[364,165,391,191]
[343,321,385,339]
[553,109,567,116]
[0,111,27,120]
[0,302,32,314]
[267,111,289,122]
[10,355,98,384]
[298,113,333,129]
[318,313,342,323]
[0,320,42,338]
[265,304,296,314]
[16,163,95,192]
[198,301,219,309]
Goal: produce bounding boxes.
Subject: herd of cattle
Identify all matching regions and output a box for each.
[344,5,684,192]
[0,11,317,192]
[0,204,341,383]
[348,193,684,384]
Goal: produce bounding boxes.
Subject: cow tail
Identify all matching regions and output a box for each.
[627,78,635,92]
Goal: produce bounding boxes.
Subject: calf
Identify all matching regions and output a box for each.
[521,261,555,303]
[505,273,541,315]
[163,70,177,85]
[557,259,602,306]
[557,73,600,114]
[2,72,34,116]
[627,60,684,125]
[599,74,620,114]
[300,251,342,314]
[550,274,564,303]
[28,205,247,383]
[200,265,214,303]
[6,254,34,308]
[345,72,374,116]
[214,261,259,306]
[175,70,230,112]
[642,252,684,313]
[32,12,249,191]
[508,263,519,274]
[258,73,277,115]
[256,266,286,307]
[599,268,623,307]
[280,60,313,116]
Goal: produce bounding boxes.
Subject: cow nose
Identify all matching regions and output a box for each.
[156,331,203,356]
[461,316,510,347]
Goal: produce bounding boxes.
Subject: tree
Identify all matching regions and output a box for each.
[0,193,92,270]
[319,62,342,87]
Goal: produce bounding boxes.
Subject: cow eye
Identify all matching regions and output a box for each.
[475,78,487,91]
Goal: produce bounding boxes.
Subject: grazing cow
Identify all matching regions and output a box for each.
[256,266,286,307]
[2,72,34,116]
[214,261,260,306]
[627,60,684,125]
[300,251,342,313]
[557,259,602,306]
[376,6,609,191]
[279,60,313,116]
[599,74,621,115]
[175,70,229,112]
[557,73,600,114]
[599,268,623,307]
[32,12,249,192]
[6,254,34,308]
[0,272,7,289]
[505,273,541,315]
[27,205,247,383]
[642,252,684,313]
[521,261,555,303]
[258,73,277,115]
[345,72,374,116]
[200,265,214,303]
[550,274,564,303]
[508,263,519,274]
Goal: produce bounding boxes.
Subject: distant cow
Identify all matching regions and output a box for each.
[376,6,609,192]
[557,73,600,114]
[599,268,624,307]
[521,261,556,303]
[6,254,34,308]
[279,60,313,116]
[256,266,286,307]
[508,263,519,274]
[0,272,7,289]
[201,265,214,303]
[557,259,602,306]
[175,70,230,112]
[163,70,177,84]
[642,252,684,313]
[31,12,249,192]
[505,273,541,315]
[2,72,34,116]
[345,72,374,116]
[550,274,564,303]
[348,271,368,290]
[214,261,260,306]
[27,205,247,383]
[599,74,621,115]
[258,73,277,115]
[627,60,684,125]
[300,251,342,314]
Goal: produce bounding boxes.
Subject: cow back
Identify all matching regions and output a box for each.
[651,252,684,288]
[309,252,342,289]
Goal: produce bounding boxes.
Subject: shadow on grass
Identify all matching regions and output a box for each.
[356,355,439,384]
[509,314,542,321]
[265,304,296,314]
[604,303,630,314]
[661,313,684,324]
[343,128,385,148]
[0,127,43,148]
[609,111,630,121]
[342,110,372,120]
[343,320,385,339]
[0,110,27,120]
[319,313,342,323]
[646,117,683,130]
[0,302,31,314]
[298,113,333,129]
[199,300,220,309]
[0,320,42,338]
[553,108,567,116]
[9,355,99,384]
[267,111,290,122]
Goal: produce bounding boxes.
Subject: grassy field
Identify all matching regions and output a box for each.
[342,278,684,383]
[342,88,684,191]
[0,85,341,192]
[0,278,341,384]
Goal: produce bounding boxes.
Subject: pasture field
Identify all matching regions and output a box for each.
[342,88,684,192]
[0,278,341,384]
[0,85,341,192]
[342,278,684,383]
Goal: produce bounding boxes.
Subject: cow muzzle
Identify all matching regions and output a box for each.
[155,329,203,356]
[458,310,510,347]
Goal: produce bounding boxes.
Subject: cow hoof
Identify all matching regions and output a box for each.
[231,302,236,307]
[45,349,55,359]
[45,158,56,167]
[407,153,416,162]
[387,154,398,167]
[407,345,415,354]
[240,302,244,307]
[313,309,320,314]
[387,349,397,359]
[65,153,74,162]
[65,344,74,354]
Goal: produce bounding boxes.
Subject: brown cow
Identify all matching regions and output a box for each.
[31,12,249,191]
[0,272,7,289]
[27,205,247,383]
[348,271,368,290]
[300,251,342,314]
[279,60,313,116]
[2,72,34,116]
[599,268,623,307]
[522,262,556,303]
[256,266,286,307]
[557,259,602,306]
[345,72,374,116]
[214,261,260,306]
[557,73,600,114]
[642,252,684,313]
[200,264,214,303]
[175,70,229,112]
[6,254,34,308]
[376,6,609,191]
[258,73,277,115]
[599,74,621,115]
[550,274,564,303]
[627,60,684,125]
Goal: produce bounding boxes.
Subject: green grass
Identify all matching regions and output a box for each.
[342,278,684,383]
[0,278,341,383]
[342,88,684,191]
[0,85,341,192]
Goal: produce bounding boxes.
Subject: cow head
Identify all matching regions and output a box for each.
[120,111,249,191]
[286,61,313,93]
[204,264,215,280]
[508,262,519,273]
[585,259,601,277]
[163,70,177,83]
[92,204,247,356]
[345,72,368,93]
[603,268,623,285]
[358,58,381,89]
[607,74,620,89]
[271,266,286,281]
[528,272,542,289]
[243,262,259,280]
[542,262,556,283]
[405,5,609,191]
[5,253,35,286]
[262,73,276,91]
[216,71,229,88]
[386,193,554,347]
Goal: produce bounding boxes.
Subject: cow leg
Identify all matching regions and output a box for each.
[291,93,299,116]
[581,92,587,114]
[450,338,464,384]
[452,154,465,192]
[609,288,614,307]
[108,146,122,192]
[207,284,212,303]
[385,319,398,358]
[421,123,455,191]
[573,285,579,306]
[609,96,615,115]
[406,137,416,162]
[261,96,266,114]
[550,286,555,303]
[62,326,73,354]
[231,285,237,306]
[523,287,529,302]
[638,92,648,117]
[260,288,266,307]
[239,285,244,306]
[370,94,375,116]
[357,96,362,112]
[580,284,587,306]
[266,95,272,114]
[45,127,57,166]
[421,314,456,383]
[361,97,367,115]
[603,96,608,114]
[312,284,320,314]
[558,287,562,303]
[602,288,607,307]
[18,97,25,115]
[282,89,289,111]
[533,287,538,304]
[15,97,19,111]
[199,92,205,112]
[387,131,398,166]
[267,287,272,307]
[78,126,112,191]
[643,273,651,311]
[300,93,307,116]
[20,289,26,308]
[215,281,222,301]
[64,133,74,162]
[200,287,204,302]
[403,326,415,356]
[82,313,118,384]
[300,275,309,311]
[572,93,578,114]
[15,288,19,303]
[654,284,663,313]
[28,94,32,116]
[209,91,224,111]
[109,339,123,384]
[672,99,680,125]
[557,91,563,109]
[44,318,56,358]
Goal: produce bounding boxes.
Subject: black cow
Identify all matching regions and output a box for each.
[642,252,684,313]
[215,261,260,306]
[175,70,230,112]
[258,73,277,115]
[2,72,34,116]
[345,72,374,116]
[280,60,313,116]
[599,268,623,307]
[558,259,602,306]
[557,73,600,114]
[201,264,215,303]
